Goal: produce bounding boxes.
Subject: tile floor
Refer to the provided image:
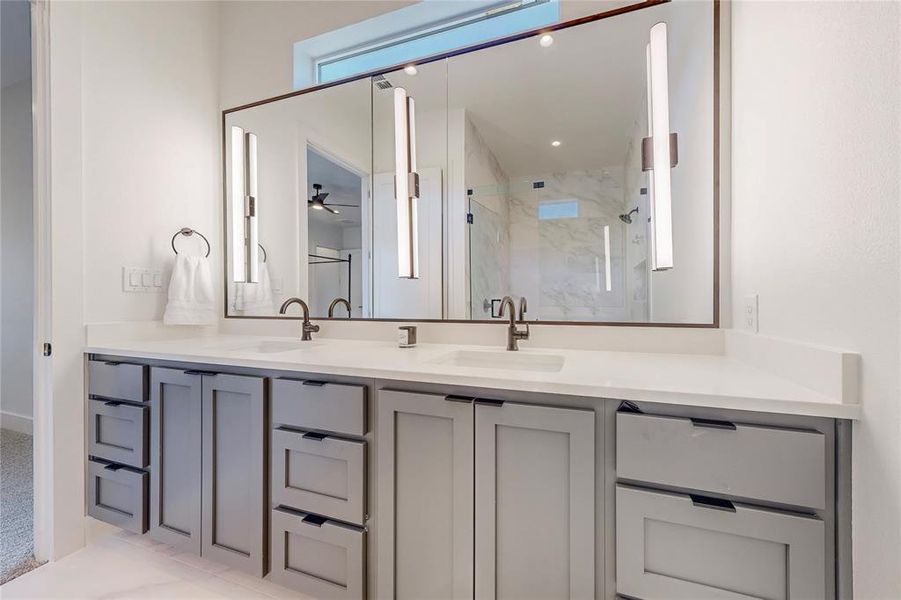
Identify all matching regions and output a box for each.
[0,519,312,599]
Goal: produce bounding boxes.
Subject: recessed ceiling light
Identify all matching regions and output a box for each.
[539,34,554,48]
[404,65,418,76]
[312,203,324,210]
[551,140,561,147]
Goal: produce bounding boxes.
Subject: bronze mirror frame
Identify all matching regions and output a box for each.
[221,0,724,328]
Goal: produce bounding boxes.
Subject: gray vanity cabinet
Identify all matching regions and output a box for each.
[201,373,267,576]
[474,402,595,600]
[149,368,203,553]
[88,398,149,468]
[87,458,148,534]
[377,390,474,600]
[377,390,595,600]
[615,409,835,599]
[149,368,266,576]
[616,485,825,599]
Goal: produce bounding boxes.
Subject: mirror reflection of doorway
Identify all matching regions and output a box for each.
[305,146,366,318]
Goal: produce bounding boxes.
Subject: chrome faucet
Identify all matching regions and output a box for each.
[498,296,530,351]
[278,297,320,341]
[328,297,352,319]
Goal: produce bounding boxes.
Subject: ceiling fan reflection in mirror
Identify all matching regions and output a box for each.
[307,183,357,215]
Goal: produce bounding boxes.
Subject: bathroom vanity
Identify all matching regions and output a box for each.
[83,336,855,599]
[82,2,856,597]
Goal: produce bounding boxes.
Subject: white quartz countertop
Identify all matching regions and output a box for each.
[85,335,860,419]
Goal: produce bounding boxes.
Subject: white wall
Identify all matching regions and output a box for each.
[730,2,900,597]
[1,79,34,431]
[219,0,413,109]
[45,0,221,559]
[81,1,220,324]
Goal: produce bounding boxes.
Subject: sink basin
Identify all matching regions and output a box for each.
[430,350,565,373]
[229,340,319,354]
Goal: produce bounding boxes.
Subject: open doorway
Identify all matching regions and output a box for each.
[0,0,41,584]
[305,144,368,318]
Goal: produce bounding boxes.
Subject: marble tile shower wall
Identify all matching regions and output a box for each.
[465,116,644,322]
[465,116,512,318]
[508,169,629,321]
[623,118,650,321]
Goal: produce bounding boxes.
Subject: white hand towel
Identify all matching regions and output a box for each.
[232,260,275,316]
[163,254,216,325]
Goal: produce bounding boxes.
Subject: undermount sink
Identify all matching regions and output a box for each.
[430,349,565,373]
[229,340,320,354]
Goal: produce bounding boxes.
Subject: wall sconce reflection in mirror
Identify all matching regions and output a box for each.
[230,126,260,283]
[394,87,419,279]
[643,21,676,272]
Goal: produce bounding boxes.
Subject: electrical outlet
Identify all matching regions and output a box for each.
[743,294,759,333]
[123,266,164,293]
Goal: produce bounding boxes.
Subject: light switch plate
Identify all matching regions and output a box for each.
[123,266,164,293]
[743,294,759,333]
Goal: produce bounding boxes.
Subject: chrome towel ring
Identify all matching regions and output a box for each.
[170,228,266,262]
[171,227,211,258]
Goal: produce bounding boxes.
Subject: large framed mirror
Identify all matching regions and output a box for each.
[223,0,720,326]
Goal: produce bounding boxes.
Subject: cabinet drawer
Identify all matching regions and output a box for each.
[616,411,826,508]
[272,428,366,525]
[87,458,148,534]
[89,360,148,403]
[270,507,365,599]
[88,399,149,468]
[272,379,366,436]
[616,485,825,600]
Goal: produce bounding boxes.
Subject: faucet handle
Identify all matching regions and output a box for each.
[514,322,530,340]
[304,322,320,333]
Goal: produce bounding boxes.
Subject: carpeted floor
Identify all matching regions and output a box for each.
[1,428,43,584]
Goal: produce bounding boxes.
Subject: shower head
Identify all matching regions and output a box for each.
[619,207,639,224]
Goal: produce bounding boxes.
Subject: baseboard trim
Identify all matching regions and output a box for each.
[1,410,34,435]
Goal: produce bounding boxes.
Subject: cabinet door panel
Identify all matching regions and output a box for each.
[272,427,366,525]
[88,398,149,468]
[616,412,826,509]
[475,402,595,600]
[87,458,148,534]
[202,373,266,576]
[149,368,202,553]
[271,507,366,599]
[616,485,825,599]
[377,390,473,600]
[89,360,148,403]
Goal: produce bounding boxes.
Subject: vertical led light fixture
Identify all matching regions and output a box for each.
[645,22,675,271]
[230,126,246,282]
[244,132,260,283]
[394,87,420,279]
[230,126,259,283]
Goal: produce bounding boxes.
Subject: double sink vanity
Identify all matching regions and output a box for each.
[83,332,856,599]
[83,2,857,597]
